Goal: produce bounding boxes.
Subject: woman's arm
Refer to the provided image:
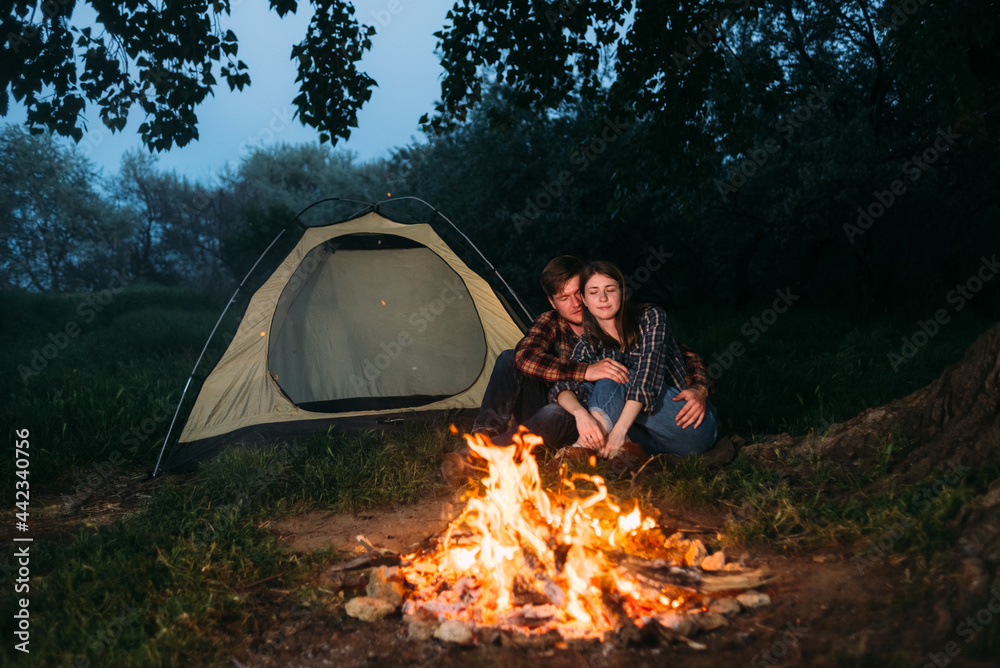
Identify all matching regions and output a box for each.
[626,306,669,410]
[556,390,607,450]
[603,399,643,456]
[628,306,689,410]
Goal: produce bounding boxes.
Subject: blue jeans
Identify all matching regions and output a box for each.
[585,377,718,457]
[472,350,577,448]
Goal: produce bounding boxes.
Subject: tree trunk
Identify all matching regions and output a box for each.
[743,320,1000,621]
[743,320,1000,483]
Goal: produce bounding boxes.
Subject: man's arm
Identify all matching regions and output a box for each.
[549,337,598,403]
[674,342,712,429]
[679,343,714,397]
[513,311,589,383]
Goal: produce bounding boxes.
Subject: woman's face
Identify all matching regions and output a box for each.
[583,272,621,322]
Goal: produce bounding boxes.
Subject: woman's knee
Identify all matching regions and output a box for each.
[590,378,627,402]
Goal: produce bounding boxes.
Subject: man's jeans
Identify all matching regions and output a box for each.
[586,376,717,456]
[472,350,577,448]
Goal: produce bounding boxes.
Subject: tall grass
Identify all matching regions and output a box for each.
[2,285,234,483]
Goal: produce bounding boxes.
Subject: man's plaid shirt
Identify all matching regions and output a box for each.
[514,309,712,407]
[551,306,710,413]
[513,310,589,383]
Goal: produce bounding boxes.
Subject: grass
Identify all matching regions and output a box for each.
[8,424,464,667]
[1,283,997,666]
[2,284,234,483]
[628,437,1000,555]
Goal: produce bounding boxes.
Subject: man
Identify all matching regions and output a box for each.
[471,256,630,447]
[458,255,713,454]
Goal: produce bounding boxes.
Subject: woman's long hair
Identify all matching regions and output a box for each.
[580,260,648,353]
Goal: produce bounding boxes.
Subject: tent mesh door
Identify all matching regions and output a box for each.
[267,234,487,412]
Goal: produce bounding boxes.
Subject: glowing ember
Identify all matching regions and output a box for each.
[398,431,716,640]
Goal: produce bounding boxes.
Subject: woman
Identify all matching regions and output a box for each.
[553,261,717,458]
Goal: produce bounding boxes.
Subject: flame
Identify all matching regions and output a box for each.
[399,430,701,638]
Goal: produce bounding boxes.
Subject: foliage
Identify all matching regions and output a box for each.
[0,125,118,291]
[4,1,999,310]
[432,1,999,182]
[424,1,1000,307]
[2,0,376,149]
[112,149,224,284]
[0,124,389,293]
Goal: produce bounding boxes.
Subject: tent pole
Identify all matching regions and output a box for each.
[384,196,535,323]
[152,196,532,476]
[151,226,290,477]
[151,197,375,477]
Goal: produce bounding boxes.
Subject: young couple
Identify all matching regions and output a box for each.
[467,255,716,465]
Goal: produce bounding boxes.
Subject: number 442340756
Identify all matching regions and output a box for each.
[15,428,30,524]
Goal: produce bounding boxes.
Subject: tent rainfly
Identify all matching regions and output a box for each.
[156,199,528,474]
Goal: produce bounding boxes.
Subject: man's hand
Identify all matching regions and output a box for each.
[585,359,630,384]
[672,387,708,429]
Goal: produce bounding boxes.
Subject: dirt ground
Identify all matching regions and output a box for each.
[240,491,998,668]
[18,467,996,667]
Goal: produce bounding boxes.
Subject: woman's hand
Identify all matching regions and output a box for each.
[601,428,628,458]
[672,387,708,429]
[574,411,606,450]
[557,390,606,450]
[600,400,642,457]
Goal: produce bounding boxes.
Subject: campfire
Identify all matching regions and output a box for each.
[340,431,772,648]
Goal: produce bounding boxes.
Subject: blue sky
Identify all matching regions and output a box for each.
[10,0,455,182]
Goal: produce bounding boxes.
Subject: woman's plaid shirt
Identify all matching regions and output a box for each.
[550,306,709,413]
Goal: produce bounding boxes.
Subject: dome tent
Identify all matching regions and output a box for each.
[154,197,528,474]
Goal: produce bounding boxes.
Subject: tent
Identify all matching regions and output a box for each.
[155,198,529,473]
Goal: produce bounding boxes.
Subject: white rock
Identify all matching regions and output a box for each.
[684,540,708,567]
[367,566,405,606]
[700,550,726,571]
[736,591,772,609]
[405,616,438,641]
[345,596,397,622]
[434,619,476,645]
[708,597,742,616]
[653,612,696,638]
[693,612,728,631]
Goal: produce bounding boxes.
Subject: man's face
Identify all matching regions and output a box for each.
[548,275,583,325]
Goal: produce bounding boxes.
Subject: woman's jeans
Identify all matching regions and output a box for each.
[585,376,718,457]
